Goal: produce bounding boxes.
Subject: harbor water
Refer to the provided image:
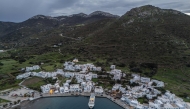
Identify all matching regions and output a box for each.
[20,96,124,109]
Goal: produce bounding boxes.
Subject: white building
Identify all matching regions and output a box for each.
[110,65,116,70]
[83,81,94,92]
[141,77,150,83]
[112,84,122,91]
[59,87,64,93]
[16,72,31,79]
[151,79,165,87]
[113,72,122,80]
[130,74,140,83]
[64,72,74,78]
[85,74,92,81]
[41,84,52,93]
[119,87,126,93]
[70,84,81,92]
[89,72,98,78]
[25,65,40,72]
[64,86,69,93]
[95,86,104,95]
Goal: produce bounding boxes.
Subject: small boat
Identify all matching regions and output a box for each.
[88,93,95,108]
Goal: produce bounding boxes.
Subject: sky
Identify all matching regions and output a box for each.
[0,0,190,22]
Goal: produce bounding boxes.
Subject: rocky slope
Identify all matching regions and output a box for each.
[0,11,119,43]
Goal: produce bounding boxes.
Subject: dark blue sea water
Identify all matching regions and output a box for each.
[23,96,124,109]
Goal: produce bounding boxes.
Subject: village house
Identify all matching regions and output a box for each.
[89,72,98,78]
[151,79,165,87]
[110,65,116,70]
[85,74,92,81]
[95,86,104,95]
[119,87,126,94]
[41,84,52,93]
[112,84,122,91]
[59,87,64,93]
[140,77,151,83]
[130,74,141,83]
[25,65,40,72]
[113,72,122,80]
[64,72,75,78]
[83,81,94,92]
[16,72,31,79]
[64,86,69,93]
[69,84,81,92]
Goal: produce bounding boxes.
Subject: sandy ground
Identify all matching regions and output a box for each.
[0,88,40,102]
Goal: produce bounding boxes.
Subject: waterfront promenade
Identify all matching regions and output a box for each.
[41,92,131,109]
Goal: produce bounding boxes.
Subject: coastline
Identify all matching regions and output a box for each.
[11,93,129,109]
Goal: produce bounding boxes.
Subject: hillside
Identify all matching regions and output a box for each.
[60,5,190,66]
[0,11,119,45]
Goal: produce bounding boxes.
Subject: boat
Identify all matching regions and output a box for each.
[88,93,95,108]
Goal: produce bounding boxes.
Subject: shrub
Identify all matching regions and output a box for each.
[0,62,4,66]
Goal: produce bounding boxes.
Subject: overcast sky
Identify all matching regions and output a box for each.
[0,0,190,22]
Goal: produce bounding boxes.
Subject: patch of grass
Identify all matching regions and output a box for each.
[153,67,190,101]
[0,98,10,103]
[0,79,22,91]
[0,59,18,74]
[92,78,98,83]
[57,75,68,85]
[27,80,46,92]
[22,77,44,86]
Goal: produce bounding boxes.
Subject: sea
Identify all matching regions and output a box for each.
[20,96,124,109]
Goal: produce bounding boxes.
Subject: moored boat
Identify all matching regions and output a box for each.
[88,93,95,108]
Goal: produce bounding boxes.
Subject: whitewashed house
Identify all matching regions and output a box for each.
[85,74,92,81]
[63,83,69,87]
[110,65,116,70]
[66,80,71,83]
[59,87,64,93]
[89,72,98,78]
[64,72,74,78]
[151,79,164,87]
[112,84,122,91]
[130,74,141,83]
[70,84,81,92]
[141,77,150,83]
[64,86,69,93]
[83,81,94,92]
[95,86,104,95]
[81,82,86,88]
[76,78,84,83]
[109,69,122,75]
[25,65,40,72]
[113,72,122,80]
[41,84,52,93]
[119,87,126,93]
[16,72,31,79]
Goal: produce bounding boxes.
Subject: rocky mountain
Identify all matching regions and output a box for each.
[0,11,119,43]
[0,21,17,37]
[1,5,190,66]
[59,5,190,65]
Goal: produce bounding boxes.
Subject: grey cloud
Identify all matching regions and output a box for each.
[0,0,190,22]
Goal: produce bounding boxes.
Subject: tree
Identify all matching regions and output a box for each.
[129,61,137,69]
[116,80,121,84]
[0,62,4,66]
